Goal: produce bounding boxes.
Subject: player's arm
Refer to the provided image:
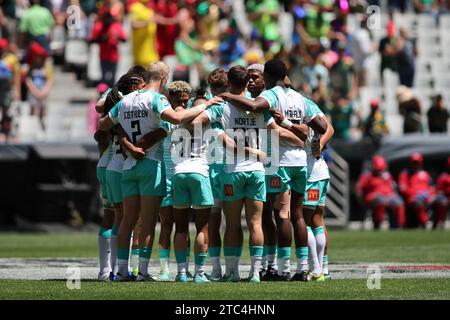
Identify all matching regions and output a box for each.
[99,100,120,131]
[219,92,270,112]
[217,130,267,163]
[312,115,334,158]
[270,109,309,141]
[135,128,168,150]
[115,124,145,159]
[161,96,223,124]
[267,121,305,148]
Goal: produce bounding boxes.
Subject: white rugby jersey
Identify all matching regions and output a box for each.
[260,86,322,167]
[162,121,211,178]
[97,143,113,168]
[206,101,274,173]
[110,89,172,170]
[305,106,330,182]
[106,131,125,173]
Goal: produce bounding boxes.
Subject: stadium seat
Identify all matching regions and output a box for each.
[17,116,45,142]
[417,14,438,29]
[385,114,404,136]
[64,39,89,66]
[87,44,102,82]
[394,13,416,29]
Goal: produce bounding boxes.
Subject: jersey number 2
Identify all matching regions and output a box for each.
[131,120,141,144]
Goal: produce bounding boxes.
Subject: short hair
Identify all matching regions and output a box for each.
[264,59,287,81]
[207,68,228,89]
[168,81,192,95]
[227,65,249,89]
[247,63,264,73]
[128,65,150,83]
[147,61,169,82]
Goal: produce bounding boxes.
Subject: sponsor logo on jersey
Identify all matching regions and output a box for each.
[270,177,281,189]
[224,184,234,197]
[123,110,149,119]
[307,189,320,202]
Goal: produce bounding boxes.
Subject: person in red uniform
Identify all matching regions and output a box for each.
[434,157,450,228]
[398,152,443,228]
[155,0,179,59]
[356,155,405,229]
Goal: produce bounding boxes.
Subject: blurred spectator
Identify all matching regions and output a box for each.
[379,21,398,83]
[129,0,178,68]
[0,38,20,140]
[351,16,375,89]
[396,27,416,88]
[398,153,443,228]
[397,85,423,134]
[246,0,280,54]
[302,2,333,40]
[155,0,179,59]
[435,156,450,228]
[362,99,389,145]
[300,40,329,94]
[427,94,449,133]
[329,42,355,99]
[326,91,354,139]
[356,155,405,229]
[388,0,410,13]
[90,10,127,87]
[25,42,53,131]
[19,0,55,53]
[88,83,109,135]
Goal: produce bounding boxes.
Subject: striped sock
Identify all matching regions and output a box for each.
[261,246,268,269]
[277,247,291,274]
[175,250,187,275]
[224,246,237,276]
[138,247,152,276]
[235,246,243,277]
[295,247,309,273]
[159,248,170,273]
[195,253,208,275]
[185,245,191,274]
[250,246,264,277]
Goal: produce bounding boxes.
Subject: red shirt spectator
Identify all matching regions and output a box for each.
[90,17,127,63]
[357,171,397,205]
[155,0,179,58]
[437,158,450,198]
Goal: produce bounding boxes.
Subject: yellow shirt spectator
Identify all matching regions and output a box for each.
[130,1,159,67]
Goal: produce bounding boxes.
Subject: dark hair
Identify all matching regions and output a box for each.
[194,87,209,101]
[127,65,150,83]
[227,65,249,89]
[264,59,287,81]
[207,68,228,90]
[116,72,143,96]
[103,87,122,116]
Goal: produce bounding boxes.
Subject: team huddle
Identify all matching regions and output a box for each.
[94,58,334,283]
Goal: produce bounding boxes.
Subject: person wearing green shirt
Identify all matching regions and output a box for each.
[19,0,54,52]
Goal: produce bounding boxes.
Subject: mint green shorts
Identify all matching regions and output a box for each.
[96,167,108,200]
[284,166,308,194]
[172,173,214,208]
[303,179,330,207]
[106,170,123,205]
[222,171,266,202]
[121,158,166,198]
[265,167,290,194]
[210,163,224,202]
[161,177,172,208]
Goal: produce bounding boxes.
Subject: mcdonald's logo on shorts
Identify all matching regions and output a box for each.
[307,189,320,202]
[224,184,234,197]
[270,177,281,189]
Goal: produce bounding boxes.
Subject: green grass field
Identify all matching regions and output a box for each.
[0,230,449,263]
[0,230,449,300]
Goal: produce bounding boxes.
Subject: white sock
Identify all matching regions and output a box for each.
[110,235,118,275]
[130,253,139,274]
[195,264,205,276]
[98,235,111,275]
[251,255,262,277]
[262,255,268,269]
[315,228,326,271]
[177,262,186,275]
[160,258,169,273]
[277,257,290,274]
[211,257,222,276]
[139,257,149,276]
[307,227,321,275]
[323,255,329,274]
[233,256,240,277]
[118,259,128,276]
[225,256,234,276]
[185,253,190,274]
[267,253,277,269]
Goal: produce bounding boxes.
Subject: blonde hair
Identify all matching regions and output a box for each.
[147,61,169,81]
[168,81,192,95]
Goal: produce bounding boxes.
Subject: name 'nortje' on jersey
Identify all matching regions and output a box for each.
[234,117,257,126]
[123,110,149,119]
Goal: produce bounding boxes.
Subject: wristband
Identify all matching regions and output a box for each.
[281,119,293,129]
